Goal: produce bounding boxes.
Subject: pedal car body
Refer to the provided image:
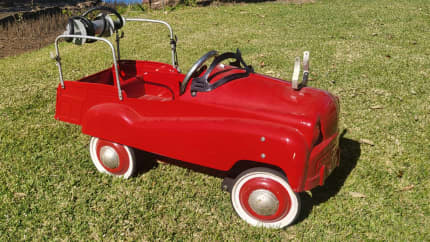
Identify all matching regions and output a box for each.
[53,8,340,228]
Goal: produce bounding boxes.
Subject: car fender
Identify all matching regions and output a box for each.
[223,123,310,191]
[81,103,142,141]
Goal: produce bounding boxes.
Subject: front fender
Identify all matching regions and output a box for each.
[225,124,310,192]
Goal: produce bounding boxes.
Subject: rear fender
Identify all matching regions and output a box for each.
[81,103,141,142]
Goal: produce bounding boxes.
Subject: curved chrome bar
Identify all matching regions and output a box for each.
[125,18,179,71]
[54,35,123,100]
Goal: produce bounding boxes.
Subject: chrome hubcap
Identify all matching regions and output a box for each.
[248,189,279,216]
[99,146,119,169]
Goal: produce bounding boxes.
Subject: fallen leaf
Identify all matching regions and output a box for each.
[385,160,392,166]
[156,160,168,165]
[399,185,414,191]
[14,192,26,198]
[260,61,265,67]
[359,139,375,146]
[349,192,366,198]
[370,105,383,109]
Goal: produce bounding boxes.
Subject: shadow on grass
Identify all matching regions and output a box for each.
[296,130,361,224]
[133,149,159,176]
[133,148,227,178]
[133,148,226,177]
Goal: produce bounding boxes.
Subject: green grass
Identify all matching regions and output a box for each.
[1,0,429,240]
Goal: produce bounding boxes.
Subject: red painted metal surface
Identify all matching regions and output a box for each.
[55,59,340,192]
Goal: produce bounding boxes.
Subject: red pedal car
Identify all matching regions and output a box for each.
[52,7,340,228]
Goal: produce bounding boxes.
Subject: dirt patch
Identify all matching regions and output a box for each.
[0,13,69,58]
[0,0,99,58]
[151,0,315,9]
[0,0,98,19]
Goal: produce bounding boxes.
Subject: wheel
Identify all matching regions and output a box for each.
[89,137,136,178]
[231,168,301,228]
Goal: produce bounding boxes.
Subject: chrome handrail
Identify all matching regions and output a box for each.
[54,35,123,100]
[54,18,180,101]
[125,18,180,72]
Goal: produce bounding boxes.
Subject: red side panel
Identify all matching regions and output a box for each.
[80,100,311,191]
[55,81,118,125]
[55,84,86,125]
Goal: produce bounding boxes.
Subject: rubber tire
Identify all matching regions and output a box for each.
[89,137,136,178]
[231,167,301,228]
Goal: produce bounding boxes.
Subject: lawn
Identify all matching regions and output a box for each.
[0,0,429,240]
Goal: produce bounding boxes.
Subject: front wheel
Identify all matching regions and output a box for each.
[89,137,136,178]
[231,168,301,228]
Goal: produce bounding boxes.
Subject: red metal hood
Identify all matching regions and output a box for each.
[185,71,339,139]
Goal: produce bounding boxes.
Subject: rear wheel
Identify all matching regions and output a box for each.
[89,137,136,178]
[231,168,300,228]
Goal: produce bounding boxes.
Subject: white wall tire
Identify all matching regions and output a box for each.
[231,168,301,228]
[89,137,136,178]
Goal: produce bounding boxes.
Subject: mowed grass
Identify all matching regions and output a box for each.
[0,0,429,240]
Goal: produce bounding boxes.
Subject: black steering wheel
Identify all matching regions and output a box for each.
[180,50,218,95]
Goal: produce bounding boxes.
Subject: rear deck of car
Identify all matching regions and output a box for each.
[77,60,183,101]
